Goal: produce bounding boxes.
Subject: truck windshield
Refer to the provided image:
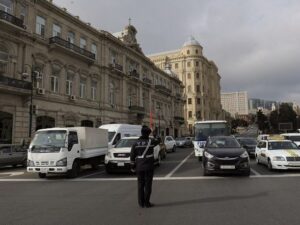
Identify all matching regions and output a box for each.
[31,130,66,152]
[284,136,300,142]
[108,132,116,142]
[195,122,229,141]
[115,139,138,148]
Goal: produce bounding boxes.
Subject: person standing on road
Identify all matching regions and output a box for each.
[130,125,159,208]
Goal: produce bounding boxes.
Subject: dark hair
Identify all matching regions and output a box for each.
[141,125,151,137]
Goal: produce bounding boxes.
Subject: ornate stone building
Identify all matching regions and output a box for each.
[148,37,223,134]
[0,0,185,144]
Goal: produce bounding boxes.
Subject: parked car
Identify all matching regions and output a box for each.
[236,137,257,158]
[164,136,177,152]
[105,136,162,173]
[280,133,300,147]
[256,138,300,170]
[175,137,193,148]
[202,136,250,176]
[0,145,27,168]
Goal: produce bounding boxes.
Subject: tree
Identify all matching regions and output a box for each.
[269,110,279,133]
[278,103,297,131]
[256,110,269,132]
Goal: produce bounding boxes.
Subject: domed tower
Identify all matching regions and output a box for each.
[181,36,203,56]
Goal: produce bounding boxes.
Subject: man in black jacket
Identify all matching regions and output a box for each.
[130,125,159,208]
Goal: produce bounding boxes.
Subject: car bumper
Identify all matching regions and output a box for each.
[27,166,68,174]
[272,161,300,170]
[204,158,250,174]
[105,160,131,171]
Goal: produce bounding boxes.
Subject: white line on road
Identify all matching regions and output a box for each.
[78,170,105,179]
[165,151,194,178]
[250,168,262,176]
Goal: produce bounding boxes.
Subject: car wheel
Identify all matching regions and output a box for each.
[105,165,112,174]
[38,173,46,178]
[244,170,251,176]
[172,145,176,152]
[267,159,273,171]
[67,160,80,178]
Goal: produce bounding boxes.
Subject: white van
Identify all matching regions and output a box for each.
[99,124,142,149]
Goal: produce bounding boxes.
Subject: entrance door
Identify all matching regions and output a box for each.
[0,111,13,144]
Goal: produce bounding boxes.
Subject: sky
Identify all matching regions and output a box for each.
[53,0,300,104]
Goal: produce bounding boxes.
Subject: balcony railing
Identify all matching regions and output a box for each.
[129,105,145,114]
[0,10,25,29]
[49,36,95,60]
[129,70,140,80]
[142,77,152,85]
[109,63,123,72]
[0,75,32,90]
[155,85,172,95]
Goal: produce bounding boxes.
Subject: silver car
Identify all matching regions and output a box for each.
[0,145,27,168]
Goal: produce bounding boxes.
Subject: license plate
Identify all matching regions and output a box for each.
[220,165,235,169]
[117,162,125,167]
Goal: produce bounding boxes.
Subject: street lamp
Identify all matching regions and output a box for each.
[22,65,41,138]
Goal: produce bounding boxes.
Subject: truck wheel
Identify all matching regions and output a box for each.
[91,160,99,170]
[38,173,46,178]
[105,166,112,174]
[67,160,80,178]
[22,159,27,168]
[198,156,202,162]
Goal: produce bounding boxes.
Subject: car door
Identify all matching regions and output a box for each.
[67,131,80,167]
[259,141,268,164]
[0,146,13,166]
[10,145,27,165]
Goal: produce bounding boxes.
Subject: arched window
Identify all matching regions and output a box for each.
[0,46,9,75]
[0,111,13,144]
[0,0,13,13]
[81,120,93,127]
[36,116,55,131]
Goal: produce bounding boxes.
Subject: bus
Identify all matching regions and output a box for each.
[193,120,230,161]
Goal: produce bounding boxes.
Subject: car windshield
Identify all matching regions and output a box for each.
[284,136,300,142]
[268,141,298,150]
[31,130,66,152]
[206,137,240,148]
[108,132,116,142]
[238,138,257,145]
[176,137,185,141]
[115,138,138,148]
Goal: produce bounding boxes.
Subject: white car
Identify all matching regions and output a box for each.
[164,136,177,152]
[255,139,300,170]
[104,136,161,173]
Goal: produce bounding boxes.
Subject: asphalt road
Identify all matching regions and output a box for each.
[1,147,300,225]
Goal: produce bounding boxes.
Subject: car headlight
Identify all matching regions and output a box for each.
[56,158,67,166]
[240,151,249,158]
[272,156,286,161]
[204,151,214,159]
[27,160,34,167]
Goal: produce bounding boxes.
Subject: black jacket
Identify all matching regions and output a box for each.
[130,136,159,172]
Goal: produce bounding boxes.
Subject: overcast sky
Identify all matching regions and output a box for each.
[53,0,300,104]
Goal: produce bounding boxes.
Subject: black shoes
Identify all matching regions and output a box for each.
[145,202,154,208]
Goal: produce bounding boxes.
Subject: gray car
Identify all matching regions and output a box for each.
[175,137,193,148]
[0,145,27,168]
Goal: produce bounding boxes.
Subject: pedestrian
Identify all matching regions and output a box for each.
[130,125,159,208]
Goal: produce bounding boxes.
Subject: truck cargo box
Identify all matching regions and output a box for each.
[74,127,108,149]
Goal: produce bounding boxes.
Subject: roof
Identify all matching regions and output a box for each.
[183,36,201,47]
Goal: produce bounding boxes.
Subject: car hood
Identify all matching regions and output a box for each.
[109,147,131,154]
[206,148,246,158]
[269,149,300,157]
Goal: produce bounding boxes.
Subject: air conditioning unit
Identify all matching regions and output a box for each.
[70,95,76,101]
[36,88,45,95]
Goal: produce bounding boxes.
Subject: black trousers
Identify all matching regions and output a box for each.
[137,170,154,206]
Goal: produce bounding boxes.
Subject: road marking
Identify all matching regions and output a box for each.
[0,172,25,178]
[165,151,194,178]
[250,168,261,176]
[3,173,300,181]
[79,170,105,179]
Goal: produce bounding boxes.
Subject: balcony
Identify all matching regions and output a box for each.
[155,85,172,95]
[0,10,26,31]
[0,75,31,95]
[49,37,95,63]
[142,77,152,86]
[174,116,185,125]
[109,63,123,73]
[129,105,145,115]
[128,70,140,80]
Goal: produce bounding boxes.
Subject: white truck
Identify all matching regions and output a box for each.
[27,127,108,178]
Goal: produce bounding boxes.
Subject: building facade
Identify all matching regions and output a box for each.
[221,91,249,118]
[0,0,185,144]
[148,36,222,135]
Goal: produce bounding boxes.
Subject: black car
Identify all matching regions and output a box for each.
[202,136,250,176]
[236,137,257,158]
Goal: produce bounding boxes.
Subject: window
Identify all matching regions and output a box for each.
[67,31,75,43]
[91,44,97,59]
[196,85,200,93]
[66,75,73,96]
[187,50,190,55]
[91,81,97,100]
[36,16,45,37]
[195,49,198,54]
[175,63,178,69]
[197,98,201,104]
[80,38,86,49]
[188,111,192,118]
[0,0,12,13]
[187,85,192,92]
[196,73,200,79]
[109,82,115,105]
[188,98,192,104]
[196,61,199,66]
[20,4,26,23]
[80,79,86,98]
[187,62,191,67]
[52,24,61,37]
[50,75,58,93]
[0,46,9,74]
